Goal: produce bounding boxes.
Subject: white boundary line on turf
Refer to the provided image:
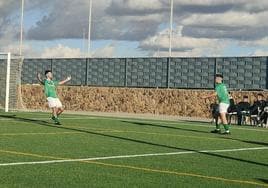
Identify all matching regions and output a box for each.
[0,117,97,121]
[0,146,267,167]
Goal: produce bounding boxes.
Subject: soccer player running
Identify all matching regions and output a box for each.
[202,74,230,134]
[38,70,71,125]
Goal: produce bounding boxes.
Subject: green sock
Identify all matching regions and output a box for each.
[216,124,220,130]
[54,117,59,122]
[223,124,230,131]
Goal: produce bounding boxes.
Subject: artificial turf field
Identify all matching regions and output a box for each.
[0,112,267,188]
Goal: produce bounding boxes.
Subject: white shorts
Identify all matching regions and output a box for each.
[47,97,63,108]
[219,103,229,113]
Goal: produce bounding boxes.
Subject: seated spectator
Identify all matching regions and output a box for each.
[227,92,237,113]
[258,99,268,127]
[250,93,266,115]
[226,92,238,124]
[236,96,251,125]
[250,93,266,125]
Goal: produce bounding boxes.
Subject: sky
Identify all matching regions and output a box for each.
[1,0,268,58]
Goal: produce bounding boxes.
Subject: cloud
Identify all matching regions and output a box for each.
[92,44,116,57]
[27,0,163,41]
[0,1,20,18]
[2,0,268,57]
[252,49,268,56]
[27,0,91,40]
[0,0,51,27]
[174,0,268,13]
[106,0,167,15]
[182,26,268,41]
[153,48,205,57]
[0,1,20,51]
[29,43,116,58]
[240,37,268,46]
[139,27,227,57]
[2,43,39,57]
[181,10,268,41]
[0,19,20,52]
[41,44,82,58]
[181,11,268,27]
[91,15,161,41]
[14,1,266,42]
[25,0,268,43]
[233,0,268,13]
[0,0,52,53]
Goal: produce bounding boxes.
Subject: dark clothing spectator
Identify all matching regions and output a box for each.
[249,94,266,126]
[250,100,266,115]
[259,101,268,125]
[227,98,237,113]
[236,101,251,125]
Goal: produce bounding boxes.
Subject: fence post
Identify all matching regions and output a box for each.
[50,59,53,73]
[85,58,88,86]
[124,58,127,87]
[167,57,170,88]
[214,58,218,88]
[266,57,268,89]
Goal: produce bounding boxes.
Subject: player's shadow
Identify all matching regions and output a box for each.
[121,120,209,134]
[181,120,211,124]
[2,114,267,168]
[122,120,268,146]
[220,137,268,147]
[0,114,52,126]
[256,178,268,184]
[39,123,268,168]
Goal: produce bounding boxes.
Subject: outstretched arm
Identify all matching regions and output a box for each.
[37,73,44,85]
[59,76,71,85]
[201,92,217,99]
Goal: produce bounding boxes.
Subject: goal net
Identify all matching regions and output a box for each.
[0,53,24,112]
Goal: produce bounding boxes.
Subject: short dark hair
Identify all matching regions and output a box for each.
[45,70,52,75]
[215,73,223,78]
[257,93,264,97]
[243,95,248,99]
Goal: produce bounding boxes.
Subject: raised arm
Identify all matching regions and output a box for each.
[201,92,217,99]
[37,73,45,85]
[59,76,71,85]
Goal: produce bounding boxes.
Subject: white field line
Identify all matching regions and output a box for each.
[0,147,267,167]
[0,117,96,121]
[0,132,82,136]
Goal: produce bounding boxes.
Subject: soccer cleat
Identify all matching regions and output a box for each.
[221,131,231,135]
[55,121,61,125]
[210,129,221,133]
[53,117,61,125]
[54,119,61,125]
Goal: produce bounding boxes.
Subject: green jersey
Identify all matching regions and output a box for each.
[44,79,59,98]
[215,83,230,104]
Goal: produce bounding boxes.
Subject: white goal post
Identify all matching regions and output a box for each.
[5,52,10,112]
[0,52,23,112]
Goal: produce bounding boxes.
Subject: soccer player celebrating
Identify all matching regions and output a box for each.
[39,70,71,125]
[202,74,230,134]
